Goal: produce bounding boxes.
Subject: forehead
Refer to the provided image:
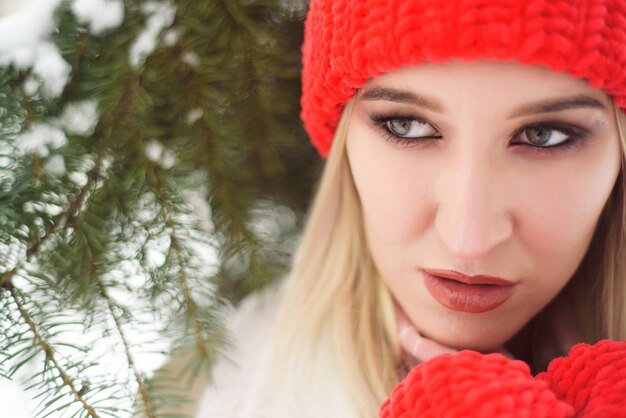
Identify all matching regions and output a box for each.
[359,59,611,112]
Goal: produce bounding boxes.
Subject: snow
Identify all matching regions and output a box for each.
[0,0,126,97]
[145,240,168,270]
[129,1,176,68]
[144,140,164,162]
[60,100,100,136]
[13,100,99,159]
[0,0,60,52]
[68,171,88,187]
[31,42,72,98]
[162,28,179,47]
[186,108,203,125]
[22,77,40,96]
[145,140,176,169]
[0,378,33,418]
[71,0,124,36]
[16,123,67,157]
[181,51,200,67]
[187,190,214,233]
[43,155,66,176]
[0,141,15,192]
[0,0,69,98]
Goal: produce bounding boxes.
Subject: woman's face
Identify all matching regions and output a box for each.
[346,60,622,351]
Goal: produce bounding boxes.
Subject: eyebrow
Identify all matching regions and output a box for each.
[508,94,607,118]
[360,87,446,113]
[359,86,607,118]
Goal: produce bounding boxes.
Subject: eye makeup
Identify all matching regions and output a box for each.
[368,112,442,148]
[366,110,596,154]
[508,121,590,153]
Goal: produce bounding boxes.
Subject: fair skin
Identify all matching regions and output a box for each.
[346,60,621,361]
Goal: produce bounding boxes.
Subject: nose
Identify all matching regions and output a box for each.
[435,152,513,259]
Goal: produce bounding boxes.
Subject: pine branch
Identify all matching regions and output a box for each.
[0,146,106,292]
[94,275,158,418]
[27,149,105,258]
[170,232,214,359]
[153,168,216,361]
[1,1,311,416]
[58,31,91,104]
[0,269,16,291]
[1,3,147,291]
[8,286,99,418]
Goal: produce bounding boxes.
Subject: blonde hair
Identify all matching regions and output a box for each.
[272,99,626,416]
[572,102,626,341]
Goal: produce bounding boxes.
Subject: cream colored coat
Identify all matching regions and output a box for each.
[195,285,358,417]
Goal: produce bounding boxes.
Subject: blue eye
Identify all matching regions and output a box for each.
[514,123,586,149]
[369,113,442,146]
[525,127,560,145]
[369,113,588,151]
[386,118,438,139]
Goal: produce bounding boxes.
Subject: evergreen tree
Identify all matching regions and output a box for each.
[0,1,317,416]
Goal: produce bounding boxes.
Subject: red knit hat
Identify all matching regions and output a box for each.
[301,0,626,157]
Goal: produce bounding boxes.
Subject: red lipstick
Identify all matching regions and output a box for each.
[422,269,516,313]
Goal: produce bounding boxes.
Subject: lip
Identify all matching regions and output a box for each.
[421,269,516,313]
[422,269,515,286]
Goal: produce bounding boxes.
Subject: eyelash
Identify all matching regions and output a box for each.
[369,113,589,153]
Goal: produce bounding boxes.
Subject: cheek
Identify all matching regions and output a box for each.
[512,148,620,277]
[346,127,436,252]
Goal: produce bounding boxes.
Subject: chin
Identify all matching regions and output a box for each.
[417,315,527,353]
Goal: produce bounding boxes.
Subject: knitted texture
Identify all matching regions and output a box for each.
[301,0,626,157]
[379,340,626,418]
[536,340,626,417]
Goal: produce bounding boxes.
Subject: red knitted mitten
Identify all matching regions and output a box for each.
[379,340,626,418]
[536,340,626,417]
